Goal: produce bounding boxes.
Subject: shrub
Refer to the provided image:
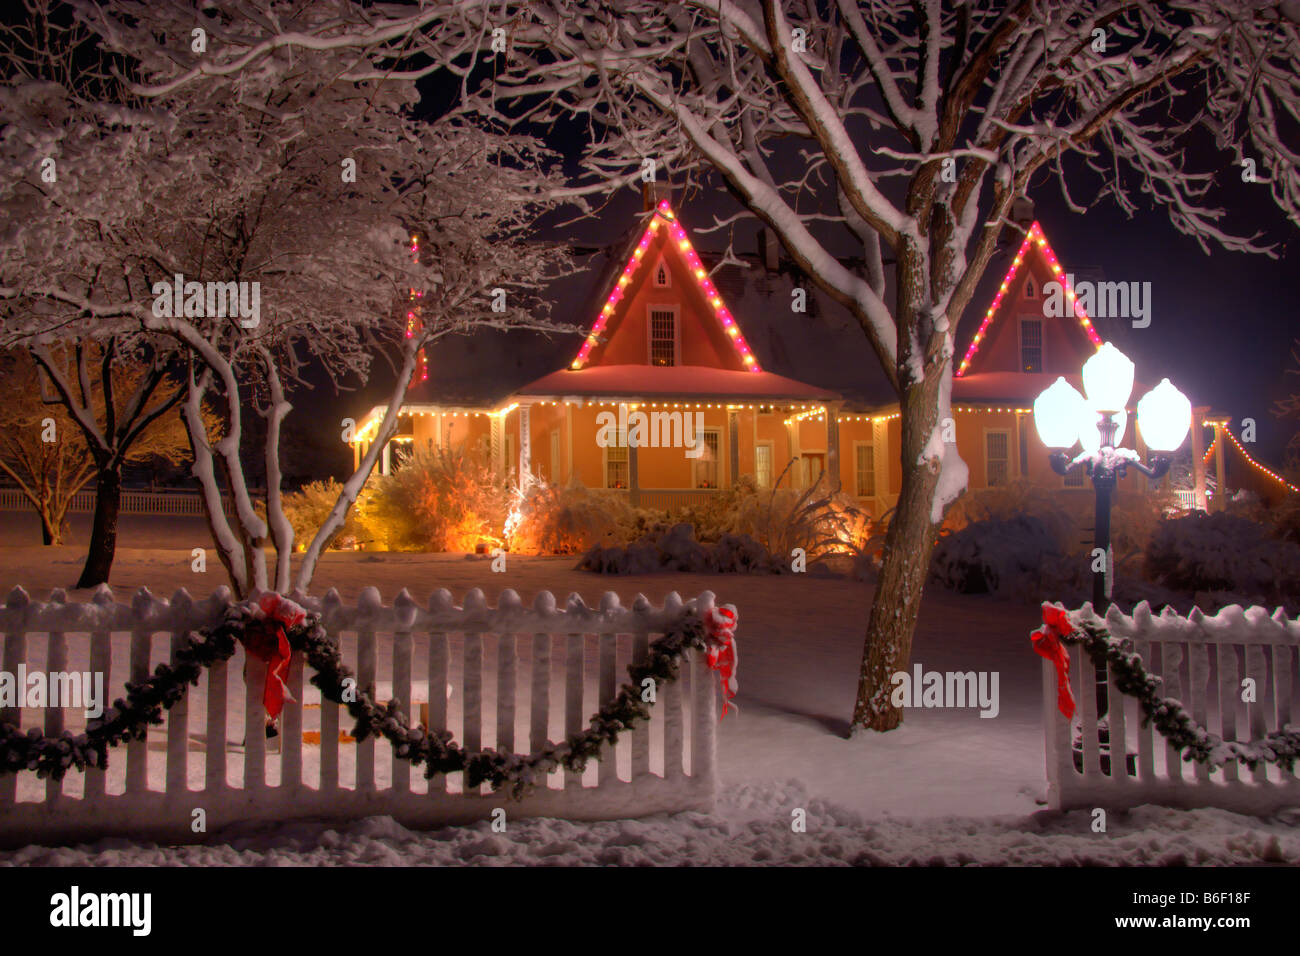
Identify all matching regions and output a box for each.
[1142,511,1300,602]
[364,446,509,552]
[578,522,782,574]
[506,480,645,554]
[930,514,1066,596]
[281,479,368,551]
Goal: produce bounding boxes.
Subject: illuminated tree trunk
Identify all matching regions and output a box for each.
[851,372,945,731]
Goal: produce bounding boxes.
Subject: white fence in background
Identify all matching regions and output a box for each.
[0,586,720,847]
[1043,602,1300,814]
[0,488,235,516]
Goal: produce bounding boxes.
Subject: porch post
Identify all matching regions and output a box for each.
[874,415,890,515]
[786,410,801,488]
[381,440,391,477]
[825,402,841,492]
[1190,406,1208,511]
[519,404,532,489]
[490,413,504,478]
[565,402,575,485]
[625,403,640,507]
[1212,419,1227,512]
[728,408,740,487]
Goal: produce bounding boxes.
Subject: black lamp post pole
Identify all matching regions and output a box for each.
[1049,413,1171,717]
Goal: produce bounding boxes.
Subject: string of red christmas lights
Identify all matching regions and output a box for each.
[955,221,1103,378]
[570,199,762,373]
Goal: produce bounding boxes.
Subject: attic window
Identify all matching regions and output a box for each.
[650,308,677,366]
[654,258,670,287]
[1025,278,1036,298]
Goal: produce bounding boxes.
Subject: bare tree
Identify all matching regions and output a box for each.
[1,3,575,597]
[67,0,1300,730]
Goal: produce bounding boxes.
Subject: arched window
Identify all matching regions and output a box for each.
[1025,277,1036,298]
[654,258,670,287]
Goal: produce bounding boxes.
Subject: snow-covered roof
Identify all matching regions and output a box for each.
[515,364,840,401]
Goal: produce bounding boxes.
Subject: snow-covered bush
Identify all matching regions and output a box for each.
[365,447,510,552]
[930,514,1066,596]
[1143,512,1300,603]
[281,480,371,552]
[506,481,645,554]
[942,480,1079,555]
[578,523,783,574]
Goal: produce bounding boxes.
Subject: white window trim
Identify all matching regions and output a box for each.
[653,255,671,288]
[646,303,680,367]
[1018,315,1044,373]
[852,439,876,498]
[983,427,1012,488]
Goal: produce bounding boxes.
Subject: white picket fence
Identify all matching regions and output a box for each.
[0,487,235,516]
[0,586,720,847]
[1043,602,1300,814]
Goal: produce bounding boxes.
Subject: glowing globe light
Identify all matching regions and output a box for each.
[1033,377,1087,449]
[1082,342,1135,413]
[1136,378,1192,451]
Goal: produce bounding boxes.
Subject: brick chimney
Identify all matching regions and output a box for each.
[642,181,672,211]
[757,226,780,272]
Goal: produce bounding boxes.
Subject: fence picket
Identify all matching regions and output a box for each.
[631,631,650,780]
[565,633,584,789]
[598,634,618,786]
[427,631,449,795]
[463,632,482,797]
[44,631,66,804]
[126,629,151,795]
[497,634,516,756]
[1246,644,1270,785]
[1219,644,1240,784]
[392,628,412,794]
[166,629,190,796]
[356,628,376,793]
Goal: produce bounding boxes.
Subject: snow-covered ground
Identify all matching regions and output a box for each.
[1,517,1296,865]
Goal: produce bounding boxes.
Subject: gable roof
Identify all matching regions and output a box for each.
[569,199,762,373]
[955,220,1102,378]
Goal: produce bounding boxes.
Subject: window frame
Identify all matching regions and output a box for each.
[754,440,774,489]
[853,440,876,498]
[1018,315,1044,373]
[603,428,629,489]
[693,427,723,489]
[984,427,1012,488]
[646,304,679,367]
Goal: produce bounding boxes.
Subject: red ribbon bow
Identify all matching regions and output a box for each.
[240,593,306,721]
[703,605,739,718]
[1031,604,1077,720]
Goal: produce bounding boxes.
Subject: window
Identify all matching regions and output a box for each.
[1020,318,1042,372]
[605,430,628,488]
[855,443,876,497]
[755,442,774,489]
[694,429,721,488]
[801,452,825,489]
[1025,277,1036,298]
[654,258,670,287]
[649,308,676,366]
[985,430,1010,487]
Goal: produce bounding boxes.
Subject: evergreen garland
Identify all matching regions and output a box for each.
[1055,612,1300,772]
[0,603,722,797]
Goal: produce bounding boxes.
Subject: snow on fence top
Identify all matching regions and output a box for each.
[1070,600,1300,646]
[0,584,717,635]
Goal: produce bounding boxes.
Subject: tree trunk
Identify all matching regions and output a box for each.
[851,375,945,732]
[76,468,122,588]
[39,508,58,546]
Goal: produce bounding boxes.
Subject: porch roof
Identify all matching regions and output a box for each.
[515,363,840,403]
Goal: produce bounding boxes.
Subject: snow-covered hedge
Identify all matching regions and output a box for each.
[1143,512,1300,605]
[578,523,785,574]
[929,514,1064,596]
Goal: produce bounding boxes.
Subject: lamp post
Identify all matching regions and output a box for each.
[1033,343,1192,714]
